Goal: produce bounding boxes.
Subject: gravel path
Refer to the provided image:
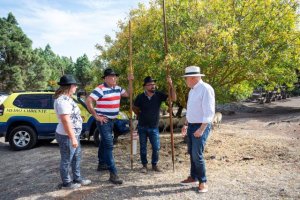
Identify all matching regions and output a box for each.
[0,97,299,200]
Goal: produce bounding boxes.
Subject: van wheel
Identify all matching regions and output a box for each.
[9,126,37,151]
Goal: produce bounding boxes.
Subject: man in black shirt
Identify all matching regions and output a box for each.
[133,76,176,173]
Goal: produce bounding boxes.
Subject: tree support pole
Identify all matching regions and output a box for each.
[128,20,134,170]
[162,0,175,172]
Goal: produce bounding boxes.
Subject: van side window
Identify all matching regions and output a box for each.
[13,94,53,109]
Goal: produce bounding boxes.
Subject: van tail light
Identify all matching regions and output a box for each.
[0,104,4,116]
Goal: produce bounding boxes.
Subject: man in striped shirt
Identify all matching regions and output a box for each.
[86,68,131,184]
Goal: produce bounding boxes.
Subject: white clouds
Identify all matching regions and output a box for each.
[1,0,149,60]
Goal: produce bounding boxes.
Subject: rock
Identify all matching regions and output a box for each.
[268,122,276,126]
[210,155,216,160]
[222,110,235,115]
[242,156,254,160]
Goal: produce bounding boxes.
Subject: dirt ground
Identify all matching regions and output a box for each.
[0,97,299,200]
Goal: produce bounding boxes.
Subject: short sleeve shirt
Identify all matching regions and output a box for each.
[89,83,125,119]
[54,95,82,135]
[134,91,168,128]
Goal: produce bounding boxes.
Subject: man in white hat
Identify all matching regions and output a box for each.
[180,66,215,193]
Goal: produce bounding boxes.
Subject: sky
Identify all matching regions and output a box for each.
[0,0,149,61]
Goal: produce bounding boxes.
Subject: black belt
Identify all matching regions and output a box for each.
[188,123,202,125]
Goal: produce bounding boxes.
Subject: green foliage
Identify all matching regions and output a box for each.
[24,51,51,90]
[1,3,299,103]
[160,101,168,111]
[3,65,24,91]
[85,58,105,93]
[40,44,65,83]
[74,54,94,89]
[95,0,300,104]
[0,12,32,92]
[229,81,253,102]
[62,56,75,75]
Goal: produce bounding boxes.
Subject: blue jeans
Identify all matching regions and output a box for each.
[96,120,117,174]
[187,123,211,183]
[138,126,160,166]
[55,133,82,185]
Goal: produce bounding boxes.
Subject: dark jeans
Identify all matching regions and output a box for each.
[96,120,117,174]
[138,126,160,166]
[187,123,211,183]
[55,133,81,185]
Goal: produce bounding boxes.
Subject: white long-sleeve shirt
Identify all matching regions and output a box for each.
[186,80,215,123]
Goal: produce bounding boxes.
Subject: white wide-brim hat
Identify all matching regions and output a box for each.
[182,66,205,77]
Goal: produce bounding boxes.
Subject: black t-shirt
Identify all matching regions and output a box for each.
[134,91,168,128]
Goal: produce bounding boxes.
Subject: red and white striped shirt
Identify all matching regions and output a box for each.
[89,83,125,119]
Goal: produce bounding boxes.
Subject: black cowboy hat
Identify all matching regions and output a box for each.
[57,74,78,86]
[102,68,119,78]
[143,76,156,86]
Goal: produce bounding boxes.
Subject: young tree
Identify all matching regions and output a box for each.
[95,0,300,104]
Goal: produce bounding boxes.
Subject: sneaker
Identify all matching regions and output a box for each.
[141,164,148,173]
[198,183,208,193]
[152,165,162,172]
[97,163,109,171]
[109,173,123,185]
[73,179,92,186]
[61,182,81,190]
[180,176,198,186]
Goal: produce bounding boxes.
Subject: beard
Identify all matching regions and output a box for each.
[149,88,155,93]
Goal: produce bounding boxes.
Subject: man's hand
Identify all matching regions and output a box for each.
[128,74,134,81]
[181,125,187,137]
[96,115,108,125]
[193,128,204,138]
[167,75,177,101]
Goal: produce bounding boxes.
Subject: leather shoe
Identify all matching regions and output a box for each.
[109,173,123,184]
[152,165,162,172]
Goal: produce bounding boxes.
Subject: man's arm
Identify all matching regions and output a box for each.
[121,90,129,98]
[86,96,97,118]
[86,96,107,124]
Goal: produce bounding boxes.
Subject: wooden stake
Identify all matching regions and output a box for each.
[128,20,134,170]
[162,0,175,172]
